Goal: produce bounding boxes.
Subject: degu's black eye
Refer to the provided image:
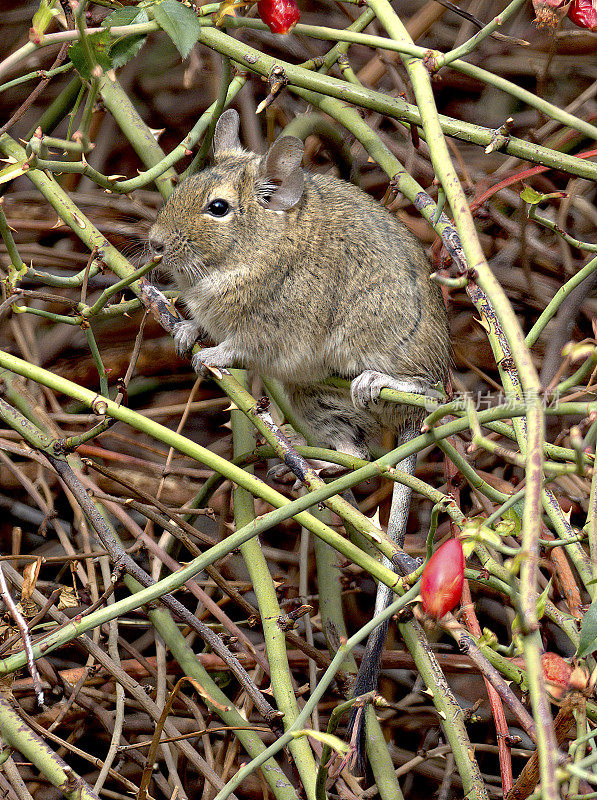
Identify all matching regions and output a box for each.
[206,198,230,217]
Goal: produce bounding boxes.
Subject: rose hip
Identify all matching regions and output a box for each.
[257,0,300,34]
[420,538,465,619]
[567,0,597,30]
[541,652,573,700]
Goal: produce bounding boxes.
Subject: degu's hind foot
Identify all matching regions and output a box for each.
[267,431,366,487]
[267,458,347,488]
[265,428,325,486]
[350,371,437,409]
[267,449,358,486]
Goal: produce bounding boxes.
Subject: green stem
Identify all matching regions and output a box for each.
[192,26,597,181]
[439,0,528,66]
[147,604,301,800]
[24,259,108,288]
[526,252,597,348]
[26,76,82,139]
[212,585,421,800]
[97,71,177,199]
[8,18,597,152]
[116,73,247,193]
[0,351,587,643]
[0,201,26,273]
[84,326,108,397]
[79,257,159,318]
[184,56,233,176]
[211,369,418,572]
[316,8,376,74]
[230,370,318,800]
[438,438,512,504]
[365,2,555,796]
[34,133,89,153]
[216,18,597,149]
[0,62,72,94]
[0,133,138,287]
[528,204,597,253]
[364,703,406,800]
[315,696,370,800]
[542,489,594,591]
[0,697,99,800]
[586,454,597,588]
[398,621,488,799]
[568,704,588,797]
[314,517,356,672]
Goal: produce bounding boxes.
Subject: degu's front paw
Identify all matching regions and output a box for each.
[190,344,234,377]
[350,371,431,409]
[173,319,200,357]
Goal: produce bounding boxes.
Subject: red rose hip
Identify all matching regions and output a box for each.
[257,0,300,33]
[567,0,597,30]
[541,652,573,699]
[421,538,465,619]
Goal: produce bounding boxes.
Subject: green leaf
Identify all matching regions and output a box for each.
[577,599,597,658]
[503,507,522,535]
[153,0,202,59]
[520,185,544,205]
[31,0,59,41]
[110,33,148,68]
[103,8,150,68]
[68,30,113,79]
[102,6,147,27]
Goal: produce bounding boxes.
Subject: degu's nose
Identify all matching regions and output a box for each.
[148,229,166,257]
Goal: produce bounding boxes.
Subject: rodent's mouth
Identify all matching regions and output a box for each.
[162,255,208,282]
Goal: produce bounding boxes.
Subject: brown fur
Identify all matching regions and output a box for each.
[149,110,449,459]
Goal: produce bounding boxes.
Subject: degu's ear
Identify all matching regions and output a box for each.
[256,136,305,211]
[213,109,242,156]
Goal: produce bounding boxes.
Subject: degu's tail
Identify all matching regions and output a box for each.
[346,429,419,774]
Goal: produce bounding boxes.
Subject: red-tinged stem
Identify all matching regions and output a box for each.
[441,615,537,744]
[469,146,597,213]
[461,580,513,795]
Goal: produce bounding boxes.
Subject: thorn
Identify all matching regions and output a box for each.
[367,507,382,529]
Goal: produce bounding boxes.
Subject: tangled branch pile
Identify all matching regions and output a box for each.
[0,1,597,799]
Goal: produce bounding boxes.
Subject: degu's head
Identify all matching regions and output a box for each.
[149,110,305,281]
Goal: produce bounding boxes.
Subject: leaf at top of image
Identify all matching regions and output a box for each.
[577,598,597,658]
[31,0,60,41]
[103,7,150,68]
[102,6,148,27]
[153,0,202,59]
[68,29,113,79]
